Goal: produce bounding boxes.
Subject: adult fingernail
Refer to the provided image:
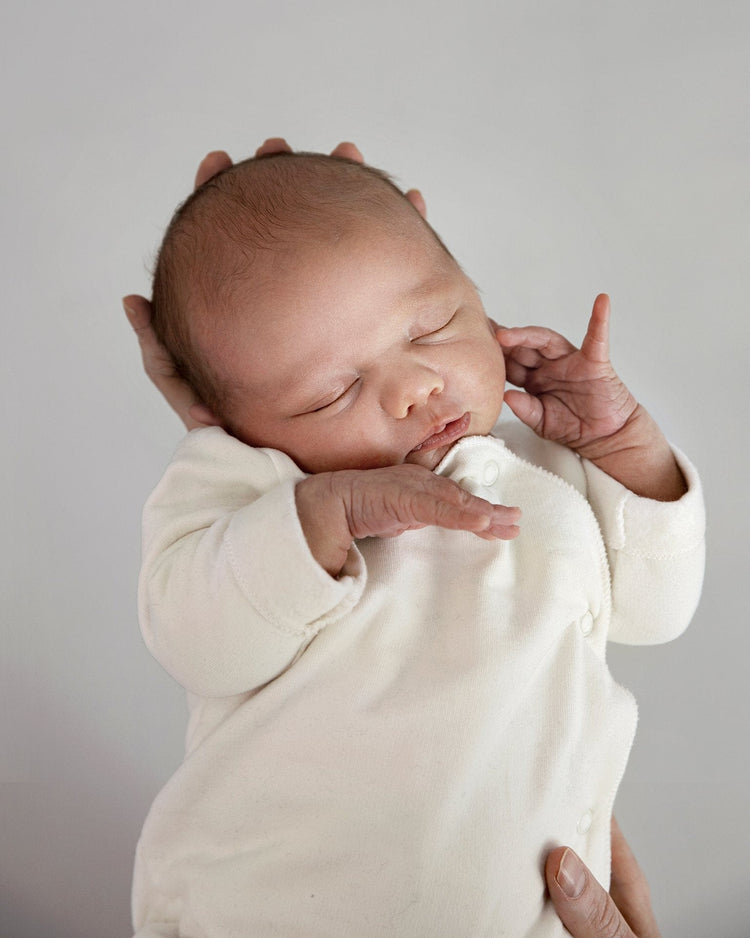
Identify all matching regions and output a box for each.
[557,848,587,899]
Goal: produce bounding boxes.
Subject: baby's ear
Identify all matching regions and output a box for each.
[188,403,223,429]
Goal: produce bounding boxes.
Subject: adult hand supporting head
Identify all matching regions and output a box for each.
[546,818,661,938]
[122,294,219,431]
[124,138,426,431]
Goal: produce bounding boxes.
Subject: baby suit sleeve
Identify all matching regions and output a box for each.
[583,446,705,644]
[139,428,366,698]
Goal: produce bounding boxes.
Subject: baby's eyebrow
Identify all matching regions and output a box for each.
[404,271,458,306]
[245,346,332,400]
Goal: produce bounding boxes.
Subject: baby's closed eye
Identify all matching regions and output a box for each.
[411,310,458,344]
[297,378,361,416]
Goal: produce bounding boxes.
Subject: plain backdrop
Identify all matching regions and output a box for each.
[2,1,748,936]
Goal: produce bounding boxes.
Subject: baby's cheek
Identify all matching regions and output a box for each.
[480,337,507,379]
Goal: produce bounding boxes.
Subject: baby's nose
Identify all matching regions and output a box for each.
[381,364,444,419]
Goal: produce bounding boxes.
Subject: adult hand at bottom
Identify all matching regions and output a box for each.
[546,818,661,938]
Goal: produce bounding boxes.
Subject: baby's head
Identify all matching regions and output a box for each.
[152,153,506,473]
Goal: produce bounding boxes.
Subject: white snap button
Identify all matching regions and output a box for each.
[579,612,594,636]
[577,810,593,835]
[482,461,499,486]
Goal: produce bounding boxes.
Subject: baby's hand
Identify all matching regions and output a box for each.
[296,466,521,577]
[498,295,638,458]
[499,295,687,500]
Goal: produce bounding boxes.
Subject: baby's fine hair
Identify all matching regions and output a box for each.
[151,152,430,417]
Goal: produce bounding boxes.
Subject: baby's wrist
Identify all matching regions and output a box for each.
[579,405,687,501]
[295,475,353,577]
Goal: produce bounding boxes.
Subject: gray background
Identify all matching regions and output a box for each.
[2,1,748,936]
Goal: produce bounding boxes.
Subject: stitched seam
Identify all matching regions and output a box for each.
[611,538,705,561]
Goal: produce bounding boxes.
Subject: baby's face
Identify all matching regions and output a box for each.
[209,211,506,473]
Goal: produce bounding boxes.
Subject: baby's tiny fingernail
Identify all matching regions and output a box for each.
[492,506,521,519]
[556,849,587,899]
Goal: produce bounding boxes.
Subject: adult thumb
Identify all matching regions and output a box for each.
[545,846,635,938]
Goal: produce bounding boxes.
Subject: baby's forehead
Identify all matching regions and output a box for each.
[190,171,417,296]
[229,208,443,314]
[205,191,438,301]
[175,154,457,357]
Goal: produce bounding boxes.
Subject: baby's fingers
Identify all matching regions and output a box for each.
[497,326,576,360]
[475,506,522,540]
[414,478,521,539]
[503,389,545,435]
[503,356,533,389]
[339,466,520,542]
[580,294,611,364]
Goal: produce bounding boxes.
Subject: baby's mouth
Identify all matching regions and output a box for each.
[409,412,471,454]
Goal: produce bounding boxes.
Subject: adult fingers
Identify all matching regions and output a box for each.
[123,295,210,430]
[330,141,364,162]
[122,293,180,386]
[327,142,426,218]
[405,188,427,218]
[545,846,637,938]
[192,142,429,225]
[255,137,293,157]
[194,150,233,189]
[122,293,154,338]
[608,818,661,938]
